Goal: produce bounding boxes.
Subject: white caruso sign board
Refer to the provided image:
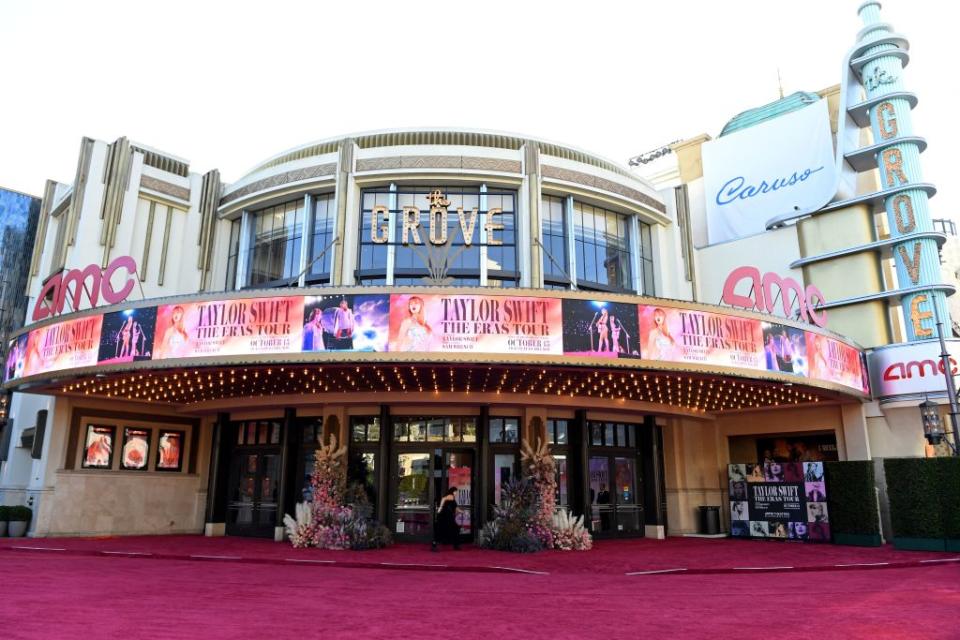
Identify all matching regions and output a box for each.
[702,99,837,244]
[869,339,960,399]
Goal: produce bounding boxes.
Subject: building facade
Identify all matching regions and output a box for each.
[0,2,951,542]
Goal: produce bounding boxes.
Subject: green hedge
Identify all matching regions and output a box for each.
[0,505,8,521]
[941,458,960,541]
[884,457,960,540]
[825,461,879,536]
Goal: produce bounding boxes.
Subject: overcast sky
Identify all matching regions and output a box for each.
[1,0,952,220]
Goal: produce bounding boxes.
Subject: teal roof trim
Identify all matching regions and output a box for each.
[719,91,821,137]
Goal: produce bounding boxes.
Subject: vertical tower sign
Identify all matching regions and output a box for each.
[857,1,948,340]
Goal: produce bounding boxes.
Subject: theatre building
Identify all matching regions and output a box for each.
[0,123,878,542]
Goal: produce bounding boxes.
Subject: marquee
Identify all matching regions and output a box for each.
[3,288,869,396]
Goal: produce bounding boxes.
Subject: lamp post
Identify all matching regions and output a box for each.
[932,305,960,455]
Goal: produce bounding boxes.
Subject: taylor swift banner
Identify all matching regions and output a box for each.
[638,304,764,369]
[152,296,305,359]
[387,294,563,355]
[806,331,868,393]
[23,314,103,377]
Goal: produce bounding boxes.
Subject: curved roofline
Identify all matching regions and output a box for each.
[234,126,651,187]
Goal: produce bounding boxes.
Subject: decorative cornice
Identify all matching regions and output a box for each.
[140,175,190,202]
[221,163,337,205]
[541,165,666,214]
[355,155,522,174]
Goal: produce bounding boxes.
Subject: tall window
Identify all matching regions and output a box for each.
[225,218,241,290]
[639,223,655,295]
[307,194,335,284]
[357,186,517,287]
[541,195,569,289]
[573,202,633,292]
[247,199,304,286]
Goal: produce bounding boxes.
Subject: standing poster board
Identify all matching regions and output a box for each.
[728,462,830,542]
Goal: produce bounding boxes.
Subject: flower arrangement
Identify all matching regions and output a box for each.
[283,431,392,550]
[521,434,556,548]
[551,509,593,551]
[521,428,593,552]
[479,479,546,553]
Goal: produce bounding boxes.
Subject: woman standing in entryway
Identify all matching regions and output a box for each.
[432,487,460,551]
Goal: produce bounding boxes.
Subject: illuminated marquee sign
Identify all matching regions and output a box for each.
[868,340,960,398]
[32,256,138,322]
[4,290,869,396]
[721,266,828,328]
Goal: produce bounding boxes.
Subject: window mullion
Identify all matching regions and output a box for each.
[566,196,576,289]
[385,183,397,285]
[299,194,314,287]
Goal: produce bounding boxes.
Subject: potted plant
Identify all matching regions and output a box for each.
[7,505,32,538]
[0,506,8,537]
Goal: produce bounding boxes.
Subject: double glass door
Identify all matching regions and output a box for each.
[393,448,474,542]
[589,455,642,536]
[226,449,281,537]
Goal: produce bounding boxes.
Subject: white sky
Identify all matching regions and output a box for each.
[0,0,953,221]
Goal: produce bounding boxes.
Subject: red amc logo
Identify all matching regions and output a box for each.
[883,358,958,381]
[32,256,138,322]
[722,265,828,328]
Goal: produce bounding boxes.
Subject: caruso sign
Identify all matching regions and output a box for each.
[721,266,828,328]
[702,99,837,244]
[32,256,138,322]
[868,340,960,398]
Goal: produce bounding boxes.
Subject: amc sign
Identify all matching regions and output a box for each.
[721,266,828,328]
[32,256,138,322]
[869,340,960,399]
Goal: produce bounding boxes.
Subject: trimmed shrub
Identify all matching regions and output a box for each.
[884,458,946,539]
[825,461,880,536]
[0,506,9,521]
[7,506,32,522]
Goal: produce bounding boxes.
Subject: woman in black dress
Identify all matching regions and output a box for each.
[432,486,460,551]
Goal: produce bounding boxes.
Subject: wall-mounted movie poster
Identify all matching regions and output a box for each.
[638,304,764,369]
[756,433,839,463]
[152,296,304,360]
[561,299,640,358]
[728,462,829,543]
[761,322,808,376]
[120,427,151,470]
[388,294,562,355]
[82,424,116,469]
[302,294,389,352]
[156,430,184,472]
[98,307,157,364]
[4,334,28,383]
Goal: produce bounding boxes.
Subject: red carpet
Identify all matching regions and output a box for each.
[1,549,957,639]
[3,534,956,575]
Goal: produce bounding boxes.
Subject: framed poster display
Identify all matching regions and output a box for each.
[156,430,185,472]
[120,427,151,470]
[82,424,116,469]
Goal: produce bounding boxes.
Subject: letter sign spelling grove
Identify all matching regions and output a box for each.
[32,256,138,322]
[721,265,828,328]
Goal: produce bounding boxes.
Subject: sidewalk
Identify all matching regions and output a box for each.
[4,534,957,575]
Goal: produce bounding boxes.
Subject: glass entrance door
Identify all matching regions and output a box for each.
[391,448,474,542]
[226,450,281,537]
[589,454,642,537]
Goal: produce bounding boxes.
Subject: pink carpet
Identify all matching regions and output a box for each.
[3,534,956,575]
[1,548,957,639]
